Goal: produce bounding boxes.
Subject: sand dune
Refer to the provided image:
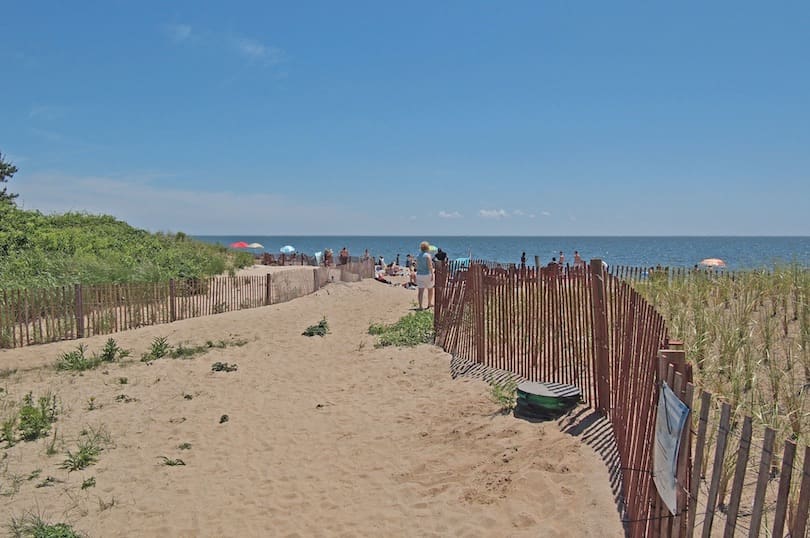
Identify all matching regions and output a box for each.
[0,279,623,537]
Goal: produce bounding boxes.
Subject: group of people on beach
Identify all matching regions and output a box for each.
[524,250,587,273]
[374,241,443,310]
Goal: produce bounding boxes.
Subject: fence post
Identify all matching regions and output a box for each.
[472,264,486,365]
[265,273,272,305]
[313,268,319,292]
[589,259,610,416]
[74,284,84,339]
[168,279,176,322]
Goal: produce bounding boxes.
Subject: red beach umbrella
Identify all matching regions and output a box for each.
[229,241,250,248]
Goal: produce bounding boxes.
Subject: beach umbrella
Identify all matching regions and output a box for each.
[428,244,438,254]
[230,241,249,248]
[699,258,726,268]
[247,242,264,249]
[280,245,296,254]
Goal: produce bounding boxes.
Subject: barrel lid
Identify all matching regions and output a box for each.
[517,381,581,399]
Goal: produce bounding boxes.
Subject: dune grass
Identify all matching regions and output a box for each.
[368,310,434,347]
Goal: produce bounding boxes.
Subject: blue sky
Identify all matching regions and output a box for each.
[2,1,808,235]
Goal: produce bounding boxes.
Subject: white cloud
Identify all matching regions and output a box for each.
[234,37,285,65]
[478,209,508,219]
[15,172,339,234]
[512,209,525,216]
[29,105,68,121]
[165,24,192,42]
[541,211,552,217]
[438,210,462,219]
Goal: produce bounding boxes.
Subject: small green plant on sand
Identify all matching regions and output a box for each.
[99,338,130,363]
[368,310,434,347]
[490,380,518,413]
[178,442,192,450]
[211,362,238,373]
[45,428,60,455]
[60,426,111,473]
[80,477,95,490]
[18,392,58,442]
[302,317,329,337]
[159,456,185,466]
[55,345,97,371]
[141,336,171,362]
[1,416,18,447]
[8,511,83,538]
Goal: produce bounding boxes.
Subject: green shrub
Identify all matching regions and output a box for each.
[55,345,98,371]
[368,310,434,347]
[18,392,58,441]
[0,205,253,289]
[302,318,329,337]
[99,338,130,363]
[141,336,170,362]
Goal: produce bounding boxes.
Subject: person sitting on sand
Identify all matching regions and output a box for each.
[416,241,435,310]
[434,248,447,264]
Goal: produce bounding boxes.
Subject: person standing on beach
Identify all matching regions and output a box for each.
[339,247,349,266]
[416,241,435,310]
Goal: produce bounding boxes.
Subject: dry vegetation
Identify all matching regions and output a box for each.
[633,264,810,517]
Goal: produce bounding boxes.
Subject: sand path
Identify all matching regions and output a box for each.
[1,279,623,537]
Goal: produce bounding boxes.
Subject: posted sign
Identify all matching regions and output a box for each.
[653,381,690,515]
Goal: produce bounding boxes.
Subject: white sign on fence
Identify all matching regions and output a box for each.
[653,381,690,515]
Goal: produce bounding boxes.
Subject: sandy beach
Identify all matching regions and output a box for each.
[1,274,623,537]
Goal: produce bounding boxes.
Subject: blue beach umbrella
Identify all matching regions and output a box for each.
[280,245,296,254]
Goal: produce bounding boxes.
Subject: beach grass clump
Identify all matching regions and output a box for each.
[141,336,171,362]
[140,337,246,362]
[98,338,130,363]
[302,317,329,337]
[56,339,129,371]
[55,345,97,371]
[60,425,111,473]
[631,262,810,507]
[368,310,434,347]
[8,512,84,538]
[3,392,59,444]
[490,380,518,413]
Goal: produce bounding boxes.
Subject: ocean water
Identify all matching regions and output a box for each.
[193,236,810,271]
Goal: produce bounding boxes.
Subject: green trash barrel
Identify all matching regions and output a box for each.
[515,381,581,421]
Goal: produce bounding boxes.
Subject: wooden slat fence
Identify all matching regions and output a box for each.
[0,260,374,349]
[435,261,598,404]
[435,259,810,537]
